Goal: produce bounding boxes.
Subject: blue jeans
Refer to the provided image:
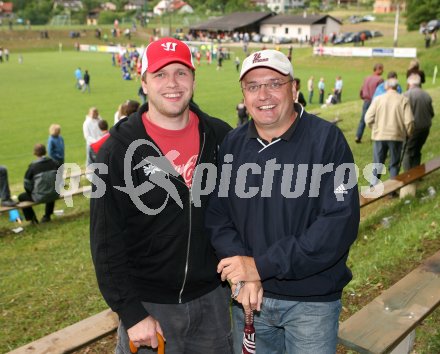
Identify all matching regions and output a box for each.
[355,100,371,141]
[232,298,341,354]
[116,285,233,354]
[372,140,403,183]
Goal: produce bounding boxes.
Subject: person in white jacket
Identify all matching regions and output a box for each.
[82,107,103,166]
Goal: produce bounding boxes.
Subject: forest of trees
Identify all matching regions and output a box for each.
[7,0,260,25]
[6,0,440,29]
[405,0,440,30]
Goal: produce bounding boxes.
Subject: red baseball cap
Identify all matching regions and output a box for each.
[141,37,195,75]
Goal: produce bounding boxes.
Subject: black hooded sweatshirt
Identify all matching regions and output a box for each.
[90,102,231,329]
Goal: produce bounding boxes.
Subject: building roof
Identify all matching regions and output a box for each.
[190,12,273,31]
[0,1,13,13]
[53,0,83,10]
[261,14,342,25]
[173,0,189,11]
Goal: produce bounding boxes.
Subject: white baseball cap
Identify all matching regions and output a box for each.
[239,49,293,81]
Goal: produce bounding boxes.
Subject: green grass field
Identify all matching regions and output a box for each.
[1,39,438,184]
[1,15,440,353]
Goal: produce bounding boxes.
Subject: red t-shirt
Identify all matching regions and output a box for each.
[142,112,200,187]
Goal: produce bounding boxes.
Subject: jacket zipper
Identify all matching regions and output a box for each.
[178,132,206,303]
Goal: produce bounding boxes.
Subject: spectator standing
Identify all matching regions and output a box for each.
[236,99,249,126]
[287,45,293,61]
[402,74,435,171]
[114,100,140,124]
[0,165,18,207]
[360,32,366,46]
[124,99,140,117]
[292,77,307,107]
[90,120,110,157]
[18,144,59,224]
[355,63,384,143]
[307,75,314,104]
[74,67,82,89]
[373,71,402,99]
[206,49,360,354]
[114,103,125,124]
[82,70,91,93]
[138,86,147,104]
[431,31,437,45]
[216,49,224,70]
[406,59,426,87]
[334,76,343,103]
[365,78,414,184]
[47,124,65,165]
[82,107,103,166]
[234,56,240,72]
[90,37,233,354]
[424,32,431,48]
[4,48,9,62]
[318,77,325,105]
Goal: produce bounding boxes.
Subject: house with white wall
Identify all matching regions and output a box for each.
[259,14,341,42]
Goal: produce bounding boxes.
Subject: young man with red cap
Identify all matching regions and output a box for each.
[206,50,360,353]
[90,37,233,354]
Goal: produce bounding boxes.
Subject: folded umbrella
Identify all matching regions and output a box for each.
[241,311,256,354]
[129,332,165,354]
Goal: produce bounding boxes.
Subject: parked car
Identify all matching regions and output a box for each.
[251,33,261,42]
[362,15,376,22]
[344,32,357,43]
[358,30,373,39]
[348,14,375,24]
[371,30,383,37]
[349,15,362,24]
[426,19,440,33]
[333,32,353,44]
[273,36,292,44]
[345,30,372,43]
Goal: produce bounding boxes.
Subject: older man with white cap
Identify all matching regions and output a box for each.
[206,49,360,354]
[365,77,414,184]
[90,37,233,354]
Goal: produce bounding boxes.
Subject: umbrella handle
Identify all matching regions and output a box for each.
[129,332,165,354]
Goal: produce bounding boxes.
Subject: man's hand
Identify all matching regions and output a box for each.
[234,281,263,314]
[127,316,164,349]
[218,256,261,284]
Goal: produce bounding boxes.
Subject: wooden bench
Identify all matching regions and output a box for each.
[338,249,440,354]
[62,168,92,181]
[0,186,91,214]
[13,248,440,354]
[360,156,440,207]
[6,158,440,352]
[8,309,118,354]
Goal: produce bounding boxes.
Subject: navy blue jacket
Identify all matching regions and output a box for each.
[206,105,360,301]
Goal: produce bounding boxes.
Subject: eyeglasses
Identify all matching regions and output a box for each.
[242,79,293,94]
